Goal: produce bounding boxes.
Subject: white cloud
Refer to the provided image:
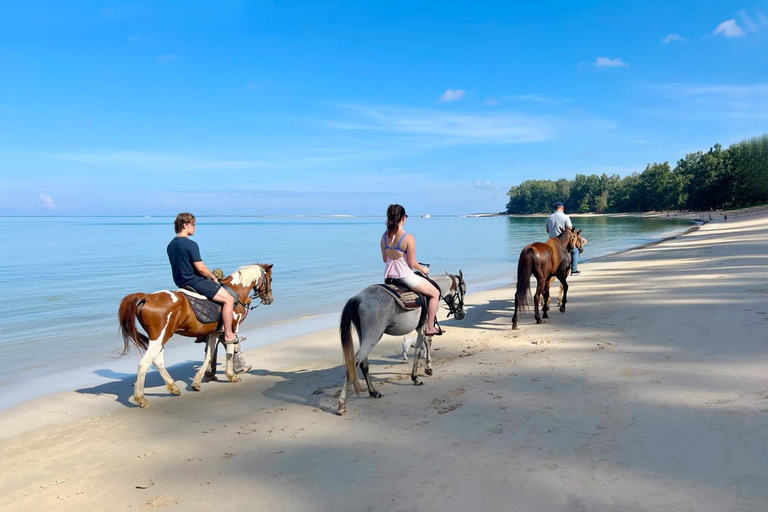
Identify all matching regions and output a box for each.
[439,89,466,102]
[661,33,687,44]
[595,57,628,68]
[713,19,746,38]
[39,193,58,210]
[472,180,498,190]
[158,54,177,64]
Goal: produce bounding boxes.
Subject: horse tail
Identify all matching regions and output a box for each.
[118,293,149,355]
[340,296,362,394]
[515,248,534,312]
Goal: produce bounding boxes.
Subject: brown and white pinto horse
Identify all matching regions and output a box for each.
[118,263,273,408]
[512,227,580,330]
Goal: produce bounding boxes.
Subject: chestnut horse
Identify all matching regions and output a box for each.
[548,231,587,307]
[512,227,580,329]
[118,263,273,408]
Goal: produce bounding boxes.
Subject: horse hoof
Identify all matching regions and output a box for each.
[370,391,382,398]
[192,383,201,392]
[425,368,433,376]
[413,378,424,386]
[542,313,549,319]
[202,374,217,383]
[228,375,241,383]
[135,397,149,408]
[560,306,566,313]
[536,319,543,324]
[167,384,181,395]
[338,403,347,415]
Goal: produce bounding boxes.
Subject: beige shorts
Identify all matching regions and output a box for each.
[399,273,423,288]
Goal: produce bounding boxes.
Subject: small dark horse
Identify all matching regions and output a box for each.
[512,227,580,329]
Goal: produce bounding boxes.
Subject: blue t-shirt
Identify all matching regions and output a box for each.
[167,236,202,287]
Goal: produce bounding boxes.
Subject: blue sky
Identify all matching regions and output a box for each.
[1,1,766,215]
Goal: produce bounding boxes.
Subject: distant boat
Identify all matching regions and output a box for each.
[421,214,431,218]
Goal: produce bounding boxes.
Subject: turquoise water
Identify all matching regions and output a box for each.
[0,215,692,407]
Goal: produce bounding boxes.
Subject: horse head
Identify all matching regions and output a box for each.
[574,229,586,255]
[444,269,466,320]
[230,263,274,307]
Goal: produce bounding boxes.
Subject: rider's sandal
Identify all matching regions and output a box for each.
[424,322,445,336]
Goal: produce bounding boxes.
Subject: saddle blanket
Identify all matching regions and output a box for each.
[375,283,424,311]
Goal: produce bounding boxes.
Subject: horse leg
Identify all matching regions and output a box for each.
[134,338,165,408]
[359,358,381,398]
[534,278,545,324]
[542,280,551,319]
[192,334,217,391]
[224,340,240,383]
[424,333,433,376]
[410,332,425,385]
[559,278,569,313]
[152,348,180,396]
[203,337,220,382]
[557,284,564,307]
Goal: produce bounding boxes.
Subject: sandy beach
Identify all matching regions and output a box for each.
[1,208,767,512]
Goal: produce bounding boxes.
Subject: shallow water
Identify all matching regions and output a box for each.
[0,215,691,408]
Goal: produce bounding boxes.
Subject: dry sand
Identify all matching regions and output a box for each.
[1,209,767,512]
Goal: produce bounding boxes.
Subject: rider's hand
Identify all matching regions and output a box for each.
[212,277,219,283]
[422,266,430,275]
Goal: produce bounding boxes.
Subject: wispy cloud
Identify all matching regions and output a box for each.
[39,193,58,210]
[595,56,628,68]
[661,33,688,44]
[713,19,745,38]
[439,89,466,102]
[327,104,615,145]
[650,83,768,119]
[507,94,569,105]
[158,54,177,64]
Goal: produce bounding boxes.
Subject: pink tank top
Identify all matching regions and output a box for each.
[383,232,415,279]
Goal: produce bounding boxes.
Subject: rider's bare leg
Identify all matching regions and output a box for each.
[212,288,236,341]
[409,279,441,335]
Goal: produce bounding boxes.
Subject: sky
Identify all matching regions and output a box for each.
[0,0,766,216]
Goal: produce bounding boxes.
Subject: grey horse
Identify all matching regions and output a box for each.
[338,271,466,414]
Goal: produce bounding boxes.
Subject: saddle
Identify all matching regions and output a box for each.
[375,272,441,331]
[178,285,239,326]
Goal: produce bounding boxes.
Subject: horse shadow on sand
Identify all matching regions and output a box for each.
[75,360,211,408]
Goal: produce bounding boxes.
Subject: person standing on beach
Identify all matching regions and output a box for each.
[381,204,442,336]
[167,213,239,344]
[546,201,580,275]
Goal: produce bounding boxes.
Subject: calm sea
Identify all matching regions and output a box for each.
[0,215,692,409]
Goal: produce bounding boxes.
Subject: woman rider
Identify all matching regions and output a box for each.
[381,204,442,336]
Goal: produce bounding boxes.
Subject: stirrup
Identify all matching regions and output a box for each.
[222,334,241,345]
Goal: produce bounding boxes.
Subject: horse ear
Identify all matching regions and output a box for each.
[265,264,274,270]
[577,229,582,235]
[459,269,463,280]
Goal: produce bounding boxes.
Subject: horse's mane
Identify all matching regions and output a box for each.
[230,264,264,286]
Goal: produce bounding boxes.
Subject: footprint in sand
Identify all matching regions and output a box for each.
[431,388,465,414]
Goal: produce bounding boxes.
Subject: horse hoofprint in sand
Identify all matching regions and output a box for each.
[118,263,273,408]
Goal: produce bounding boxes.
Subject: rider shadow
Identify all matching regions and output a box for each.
[75,361,205,408]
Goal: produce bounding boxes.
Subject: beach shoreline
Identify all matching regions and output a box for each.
[0,212,704,419]
[1,206,767,511]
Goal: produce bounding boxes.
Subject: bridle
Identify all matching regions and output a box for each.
[239,270,272,312]
[441,274,466,318]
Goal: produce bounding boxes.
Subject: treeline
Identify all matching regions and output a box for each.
[505,134,768,214]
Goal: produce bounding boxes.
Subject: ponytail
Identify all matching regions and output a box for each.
[386,204,407,237]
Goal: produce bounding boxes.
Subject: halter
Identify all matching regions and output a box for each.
[440,274,466,318]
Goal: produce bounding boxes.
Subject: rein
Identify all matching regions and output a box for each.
[237,272,272,312]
